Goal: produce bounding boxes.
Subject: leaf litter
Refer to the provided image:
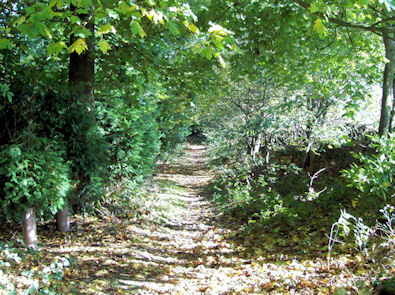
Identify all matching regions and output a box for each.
[0,143,393,294]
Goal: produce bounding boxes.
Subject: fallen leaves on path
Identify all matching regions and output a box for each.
[0,143,393,294]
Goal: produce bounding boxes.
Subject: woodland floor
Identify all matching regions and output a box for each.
[1,143,393,294]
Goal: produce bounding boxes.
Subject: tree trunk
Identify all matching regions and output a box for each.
[379,29,395,136]
[389,77,395,133]
[22,208,37,249]
[56,207,70,232]
[56,8,95,230]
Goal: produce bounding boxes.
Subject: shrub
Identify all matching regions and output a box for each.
[0,134,71,220]
[342,134,395,204]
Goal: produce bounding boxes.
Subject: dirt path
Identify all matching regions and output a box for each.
[113,143,268,294]
[3,143,378,294]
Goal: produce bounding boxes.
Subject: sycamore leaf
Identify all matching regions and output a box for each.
[118,2,137,16]
[201,46,215,60]
[73,27,92,38]
[97,24,115,35]
[313,18,325,37]
[48,41,67,55]
[188,23,200,34]
[0,38,13,50]
[68,38,88,55]
[130,21,146,38]
[167,22,180,35]
[98,40,111,54]
[309,3,320,13]
[50,0,63,8]
[70,15,81,24]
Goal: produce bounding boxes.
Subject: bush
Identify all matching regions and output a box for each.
[342,134,395,204]
[0,134,71,220]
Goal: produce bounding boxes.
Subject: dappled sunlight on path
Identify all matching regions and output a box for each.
[113,143,252,294]
[15,142,370,294]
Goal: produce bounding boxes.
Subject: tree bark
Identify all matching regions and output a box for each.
[22,207,37,249]
[56,7,95,230]
[389,77,395,133]
[56,207,70,232]
[379,29,395,136]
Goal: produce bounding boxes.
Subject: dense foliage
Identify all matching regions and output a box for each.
[0,0,394,293]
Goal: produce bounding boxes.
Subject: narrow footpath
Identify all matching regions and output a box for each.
[37,142,347,294]
[115,143,268,294]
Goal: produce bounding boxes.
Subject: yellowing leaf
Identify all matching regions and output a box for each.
[68,38,88,55]
[313,18,325,37]
[188,23,200,34]
[130,21,146,38]
[98,40,111,54]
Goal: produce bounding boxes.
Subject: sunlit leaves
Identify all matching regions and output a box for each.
[313,18,325,37]
[50,0,64,9]
[48,41,67,56]
[187,23,200,34]
[70,15,81,24]
[309,3,320,13]
[96,24,116,36]
[98,40,111,54]
[68,38,88,55]
[130,21,146,38]
[73,27,92,38]
[118,2,138,16]
[208,22,231,37]
[145,9,165,25]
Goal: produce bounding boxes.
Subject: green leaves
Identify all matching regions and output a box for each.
[118,2,138,16]
[130,21,146,38]
[0,38,13,50]
[48,41,67,56]
[167,22,180,35]
[68,38,88,55]
[313,18,325,37]
[309,3,320,13]
[1,83,14,103]
[19,22,52,38]
[98,40,111,54]
[96,24,116,36]
[200,46,215,60]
